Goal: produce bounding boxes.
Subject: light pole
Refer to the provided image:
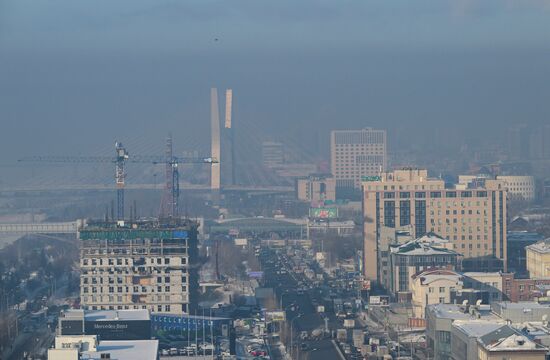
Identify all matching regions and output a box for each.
[290,314,302,359]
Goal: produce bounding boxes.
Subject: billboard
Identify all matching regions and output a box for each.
[309,207,338,219]
[266,311,286,322]
[369,295,389,306]
[84,320,151,340]
[234,238,248,246]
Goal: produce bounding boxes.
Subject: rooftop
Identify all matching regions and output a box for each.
[497,301,550,310]
[86,309,150,322]
[82,340,159,360]
[61,309,150,321]
[526,241,550,254]
[390,233,457,256]
[463,272,503,278]
[479,330,546,352]
[453,320,507,338]
[428,303,497,321]
[82,218,197,231]
[419,273,462,286]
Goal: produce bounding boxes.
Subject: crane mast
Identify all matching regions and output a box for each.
[115,142,129,221]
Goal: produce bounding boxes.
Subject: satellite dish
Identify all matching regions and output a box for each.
[462,300,469,305]
[543,314,548,321]
[476,299,482,306]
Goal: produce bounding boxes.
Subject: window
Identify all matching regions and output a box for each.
[384,201,395,228]
[430,191,441,198]
[415,191,426,198]
[439,297,445,303]
[383,192,395,199]
[439,287,445,293]
[400,192,410,198]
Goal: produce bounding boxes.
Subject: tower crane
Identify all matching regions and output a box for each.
[141,136,217,218]
[18,140,217,220]
[19,142,130,221]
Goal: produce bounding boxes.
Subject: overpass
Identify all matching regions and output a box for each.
[0,184,293,194]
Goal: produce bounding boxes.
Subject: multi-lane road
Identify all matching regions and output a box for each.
[260,248,345,360]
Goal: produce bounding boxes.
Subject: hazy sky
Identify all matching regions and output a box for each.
[1,0,550,163]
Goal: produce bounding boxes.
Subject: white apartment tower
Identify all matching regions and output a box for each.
[330,128,387,189]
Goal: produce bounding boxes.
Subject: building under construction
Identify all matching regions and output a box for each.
[79,218,199,315]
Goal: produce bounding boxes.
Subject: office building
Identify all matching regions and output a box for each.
[388,233,460,295]
[362,169,507,286]
[262,141,284,168]
[79,219,198,315]
[330,128,386,190]
[496,175,536,202]
[296,174,336,205]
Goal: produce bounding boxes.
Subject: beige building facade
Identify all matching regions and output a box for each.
[410,269,464,318]
[526,241,550,279]
[362,169,507,286]
[79,220,198,315]
[330,128,386,189]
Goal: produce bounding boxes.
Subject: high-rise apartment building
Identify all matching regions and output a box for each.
[362,169,507,287]
[330,128,386,190]
[79,219,198,315]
